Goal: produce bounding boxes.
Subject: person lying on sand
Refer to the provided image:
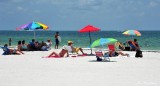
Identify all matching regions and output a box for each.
[96,50,129,61]
[43,49,69,58]
[2,44,24,55]
[109,50,129,57]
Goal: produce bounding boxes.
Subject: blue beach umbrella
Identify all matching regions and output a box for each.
[90,38,118,48]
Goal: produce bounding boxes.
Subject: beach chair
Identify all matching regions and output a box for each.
[108,44,115,51]
[95,51,110,61]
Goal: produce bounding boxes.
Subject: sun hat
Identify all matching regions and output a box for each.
[68,41,73,44]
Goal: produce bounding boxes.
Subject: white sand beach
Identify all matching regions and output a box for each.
[0,49,160,86]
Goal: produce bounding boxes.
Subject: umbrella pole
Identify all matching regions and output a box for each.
[89,31,93,55]
[34,31,36,39]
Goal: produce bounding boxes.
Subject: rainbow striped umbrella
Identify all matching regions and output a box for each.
[16,21,48,30]
[16,21,49,39]
[122,30,141,36]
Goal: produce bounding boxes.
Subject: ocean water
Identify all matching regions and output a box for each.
[0,30,160,50]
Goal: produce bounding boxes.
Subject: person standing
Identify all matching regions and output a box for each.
[54,32,60,49]
[9,38,12,46]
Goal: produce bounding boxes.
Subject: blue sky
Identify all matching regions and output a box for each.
[0,0,160,31]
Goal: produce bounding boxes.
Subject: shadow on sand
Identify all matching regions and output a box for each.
[88,60,117,63]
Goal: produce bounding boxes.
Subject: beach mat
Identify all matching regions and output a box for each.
[42,54,88,58]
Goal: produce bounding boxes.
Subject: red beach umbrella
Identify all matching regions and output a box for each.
[79,25,100,32]
[79,25,100,55]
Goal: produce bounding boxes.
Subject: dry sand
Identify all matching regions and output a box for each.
[0,49,160,86]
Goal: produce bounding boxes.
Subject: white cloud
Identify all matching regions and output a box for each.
[135,12,145,17]
[149,1,158,8]
[17,6,23,11]
[34,10,41,13]
[16,6,28,12]
[71,0,103,10]
[11,0,24,3]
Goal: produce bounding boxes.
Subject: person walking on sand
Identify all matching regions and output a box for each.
[54,32,60,49]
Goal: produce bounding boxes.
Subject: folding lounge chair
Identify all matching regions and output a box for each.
[95,51,110,61]
[108,44,118,57]
[108,44,115,51]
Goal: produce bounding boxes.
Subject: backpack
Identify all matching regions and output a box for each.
[135,49,143,58]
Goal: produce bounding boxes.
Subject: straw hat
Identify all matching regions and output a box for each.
[68,41,73,44]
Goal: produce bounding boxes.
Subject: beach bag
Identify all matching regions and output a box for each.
[135,49,143,58]
[96,56,102,61]
[125,47,130,51]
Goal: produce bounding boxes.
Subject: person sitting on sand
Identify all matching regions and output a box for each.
[95,50,129,61]
[21,40,28,51]
[115,42,125,50]
[133,39,140,49]
[127,40,138,51]
[40,41,48,51]
[66,41,86,55]
[28,39,37,50]
[2,44,10,55]
[45,39,52,50]
[17,41,24,54]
